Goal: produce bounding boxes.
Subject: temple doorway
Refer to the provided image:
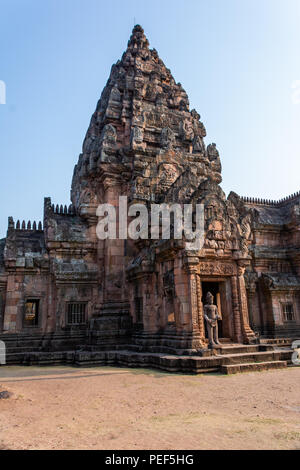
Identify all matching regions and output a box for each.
[201,280,233,341]
[202,282,223,338]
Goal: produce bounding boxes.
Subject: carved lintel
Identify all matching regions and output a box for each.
[199,261,235,277]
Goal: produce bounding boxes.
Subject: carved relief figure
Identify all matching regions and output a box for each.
[192,135,205,154]
[101,123,117,147]
[161,127,175,150]
[207,143,219,161]
[158,163,179,191]
[79,188,98,206]
[180,119,194,142]
[131,126,144,146]
[237,214,252,254]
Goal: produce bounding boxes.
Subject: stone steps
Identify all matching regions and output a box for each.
[220,350,280,365]
[2,344,294,374]
[220,360,287,375]
[260,338,293,348]
[219,345,262,355]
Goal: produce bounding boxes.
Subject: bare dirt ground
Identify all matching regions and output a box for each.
[0,365,299,450]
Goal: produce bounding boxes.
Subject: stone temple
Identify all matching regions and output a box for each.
[0,26,299,373]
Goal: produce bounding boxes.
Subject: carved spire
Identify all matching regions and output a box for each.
[127,25,149,53]
[71,26,224,210]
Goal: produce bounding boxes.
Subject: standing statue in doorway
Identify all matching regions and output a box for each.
[204,292,222,349]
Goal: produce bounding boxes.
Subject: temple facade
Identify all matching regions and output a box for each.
[0,26,299,366]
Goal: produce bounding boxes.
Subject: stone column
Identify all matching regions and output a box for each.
[173,256,188,332]
[246,288,256,331]
[196,274,205,341]
[189,270,200,332]
[46,274,56,333]
[184,255,205,349]
[141,273,157,333]
[237,265,256,343]
[230,275,243,343]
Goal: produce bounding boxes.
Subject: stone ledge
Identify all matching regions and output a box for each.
[220,360,287,375]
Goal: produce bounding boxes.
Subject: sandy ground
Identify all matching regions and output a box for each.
[0,365,299,450]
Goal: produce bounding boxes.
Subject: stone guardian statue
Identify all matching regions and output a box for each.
[204,292,222,349]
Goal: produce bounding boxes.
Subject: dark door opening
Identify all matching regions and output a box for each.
[24,299,40,327]
[201,282,223,339]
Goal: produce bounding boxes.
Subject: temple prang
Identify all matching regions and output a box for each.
[0,26,298,372]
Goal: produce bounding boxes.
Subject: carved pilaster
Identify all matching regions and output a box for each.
[184,256,199,329]
[237,265,256,342]
[183,256,206,348]
[246,289,256,331]
[196,274,205,340]
[189,271,200,332]
[230,275,243,343]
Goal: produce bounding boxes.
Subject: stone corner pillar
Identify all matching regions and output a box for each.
[237,264,256,343]
[183,255,206,349]
[246,286,256,332]
[230,274,243,343]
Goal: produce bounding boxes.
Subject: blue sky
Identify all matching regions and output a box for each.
[0,0,300,238]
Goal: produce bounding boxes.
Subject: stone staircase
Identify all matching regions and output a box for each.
[217,344,289,374]
[0,336,295,375]
[70,343,292,374]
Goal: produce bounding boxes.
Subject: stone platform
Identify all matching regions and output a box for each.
[1,341,294,375]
